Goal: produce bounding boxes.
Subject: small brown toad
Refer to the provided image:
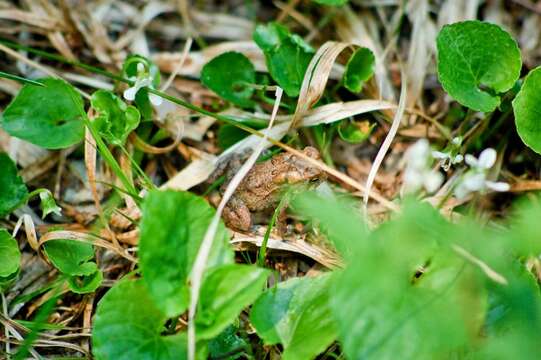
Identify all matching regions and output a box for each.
[211,147,326,232]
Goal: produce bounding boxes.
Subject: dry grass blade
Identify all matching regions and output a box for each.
[290,41,350,129]
[160,37,193,92]
[363,71,407,207]
[231,231,342,269]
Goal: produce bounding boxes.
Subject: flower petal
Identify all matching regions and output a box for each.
[424,171,443,193]
[478,148,497,169]
[464,154,478,167]
[452,136,462,145]
[403,169,423,193]
[123,86,138,101]
[486,181,509,192]
[463,173,485,191]
[453,154,464,164]
[149,93,163,106]
[454,183,470,199]
[432,151,449,160]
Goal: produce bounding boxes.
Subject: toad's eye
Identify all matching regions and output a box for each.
[310,178,320,183]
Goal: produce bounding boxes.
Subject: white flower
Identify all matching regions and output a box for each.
[402,139,443,194]
[454,148,509,199]
[432,137,464,171]
[123,62,162,106]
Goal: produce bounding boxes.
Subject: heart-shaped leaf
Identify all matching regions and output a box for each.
[0,153,28,217]
[251,274,337,360]
[92,278,199,360]
[437,21,521,112]
[91,90,140,145]
[43,239,102,294]
[254,23,314,97]
[1,78,85,149]
[44,239,97,276]
[139,190,233,318]
[201,52,256,108]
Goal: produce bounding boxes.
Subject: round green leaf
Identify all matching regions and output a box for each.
[201,52,256,108]
[0,153,28,217]
[513,67,541,154]
[0,229,20,277]
[343,47,375,93]
[92,278,193,360]
[437,21,521,112]
[251,274,337,360]
[1,78,85,149]
[139,190,233,318]
[253,23,315,97]
[91,90,140,145]
[44,239,96,276]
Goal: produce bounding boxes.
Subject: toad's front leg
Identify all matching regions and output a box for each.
[222,197,252,232]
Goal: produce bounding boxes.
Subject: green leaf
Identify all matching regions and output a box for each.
[330,201,486,359]
[0,153,28,217]
[436,21,521,112]
[208,325,248,360]
[313,0,348,5]
[512,67,541,154]
[43,239,97,276]
[337,120,375,144]
[91,90,140,146]
[201,52,256,108]
[291,191,368,260]
[38,189,62,218]
[251,274,337,360]
[475,263,541,359]
[343,47,375,93]
[67,270,103,294]
[253,23,314,97]
[0,229,20,278]
[505,194,541,255]
[139,190,233,318]
[92,278,198,360]
[197,264,269,340]
[1,78,85,149]
[0,270,19,291]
